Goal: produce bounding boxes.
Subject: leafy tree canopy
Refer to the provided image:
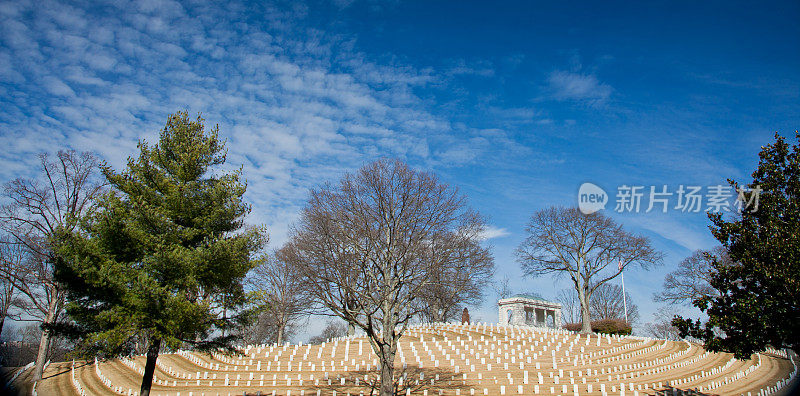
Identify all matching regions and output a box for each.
[674,132,799,358]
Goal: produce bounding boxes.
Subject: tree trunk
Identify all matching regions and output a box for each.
[578,286,592,334]
[0,294,11,337]
[347,322,356,336]
[428,301,444,323]
[32,323,52,380]
[379,344,396,396]
[140,337,162,396]
[33,295,59,381]
[276,323,285,345]
[0,311,5,339]
[433,307,445,323]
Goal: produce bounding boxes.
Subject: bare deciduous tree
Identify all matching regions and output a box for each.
[308,320,348,344]
[236,309,281,346]
[516,207,662,333]
[288,159,491,396]
[556,288,581,325]
[654,246,727,305]
[0,150,102,380]
[492,275,514,301]
[644,307,681,340]
[590,282,640,324]
[246,247,313,345]
[0,279,13,339]
[0,322,74,367]
[415,212,494,322]
[0,240,25,337]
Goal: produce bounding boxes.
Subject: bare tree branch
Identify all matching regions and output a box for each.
[644,306,681,340]
[0,150,103,380]
[288,159,493,396]
[589,283,640,324]
[654,246,726,305]
[516,207,662,333]
[244,247,314,344]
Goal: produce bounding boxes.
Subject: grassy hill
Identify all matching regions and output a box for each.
[5,323,798,396]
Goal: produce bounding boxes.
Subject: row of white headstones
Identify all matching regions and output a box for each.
[80,322,797,396]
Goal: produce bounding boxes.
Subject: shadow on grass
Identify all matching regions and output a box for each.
[2,360,89,396]
[244,365,471,396]
[42,360,88,380]
[654,385,714,396]
[654,379,800,396]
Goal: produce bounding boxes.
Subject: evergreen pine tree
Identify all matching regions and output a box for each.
[55,111,266,395]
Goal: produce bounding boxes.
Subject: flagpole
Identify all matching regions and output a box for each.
[620,261,628,323]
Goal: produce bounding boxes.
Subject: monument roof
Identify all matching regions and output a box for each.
[498,293,561,307]
[513,293,544,300]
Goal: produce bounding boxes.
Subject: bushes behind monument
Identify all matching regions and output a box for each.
[563,319,632,335]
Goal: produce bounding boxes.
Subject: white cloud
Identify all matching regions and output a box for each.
[625,213,718,252]
[0,0,525,249]
[42,76,75,96]
[446,59,495,77]
[480,225,511,241]
[547,70,612,104]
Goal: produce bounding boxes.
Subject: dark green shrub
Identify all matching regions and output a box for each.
[562,319,632,335]
[592,319,632,335]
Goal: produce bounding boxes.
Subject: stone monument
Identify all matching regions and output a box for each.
[498,293,562,328]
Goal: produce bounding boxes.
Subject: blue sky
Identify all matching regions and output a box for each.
[1,0,798,339]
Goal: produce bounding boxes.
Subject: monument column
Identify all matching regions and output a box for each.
[515,305,524,326]
[498,306,504,324]
[555,307,561,328]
